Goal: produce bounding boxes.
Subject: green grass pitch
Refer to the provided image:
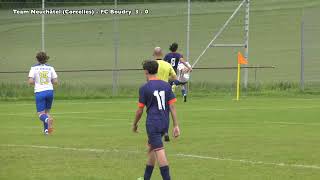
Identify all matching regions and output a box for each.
[1,0,320,179]
[1,96,320,180]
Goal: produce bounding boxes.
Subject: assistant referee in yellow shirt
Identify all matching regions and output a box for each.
[153,47,177,82]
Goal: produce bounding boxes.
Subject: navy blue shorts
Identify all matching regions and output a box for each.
[35,90,54,112]
[146,122,169,151]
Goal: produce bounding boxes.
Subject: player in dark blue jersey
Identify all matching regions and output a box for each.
[164,42,192,102]
[164,42,192,73]
[133,60,180,180]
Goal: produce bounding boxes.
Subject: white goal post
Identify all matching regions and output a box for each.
[190,0,250,88]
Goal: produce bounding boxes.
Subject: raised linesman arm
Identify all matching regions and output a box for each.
[169,104,180,138]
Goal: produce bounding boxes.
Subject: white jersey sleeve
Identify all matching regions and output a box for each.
[28,67,35,78]
[51,67,58,79]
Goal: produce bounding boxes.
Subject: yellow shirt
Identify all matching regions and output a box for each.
[156,60,176,82]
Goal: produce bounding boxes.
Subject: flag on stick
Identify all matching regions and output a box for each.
[238,51,248,65]
[236,52,248,101]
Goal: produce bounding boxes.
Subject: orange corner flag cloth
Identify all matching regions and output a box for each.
[238,52,248,65]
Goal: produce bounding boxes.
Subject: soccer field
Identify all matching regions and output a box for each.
[1,96,320,180]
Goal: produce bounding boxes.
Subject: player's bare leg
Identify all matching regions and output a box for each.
[143,149,157,180]
[147,150,156,165]
[154,149,171,180]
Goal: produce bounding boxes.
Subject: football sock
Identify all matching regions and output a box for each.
[144,165,154,180]
[160,166,171,180]
[181,89,186,96]
[39,114,49,130]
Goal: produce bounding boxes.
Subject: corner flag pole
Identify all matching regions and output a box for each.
[236,52,248,101]
[236,62,241,101]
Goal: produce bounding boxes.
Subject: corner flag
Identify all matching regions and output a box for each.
[236,52,248,101]
[238,52,248,65]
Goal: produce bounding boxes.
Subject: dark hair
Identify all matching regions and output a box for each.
[36,51,49,64]
[142,60,158,75]
[169,42,178,52]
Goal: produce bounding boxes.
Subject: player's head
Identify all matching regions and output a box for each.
[153,47,163,59]
[36,51,49,64]
[169,42,178,52]
[142,60,158,78]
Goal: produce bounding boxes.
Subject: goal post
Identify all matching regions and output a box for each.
[41,0,45,52]
[300,6,320,90]
[191,0,250,88]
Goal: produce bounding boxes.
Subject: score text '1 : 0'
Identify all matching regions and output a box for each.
[135,9,150,15]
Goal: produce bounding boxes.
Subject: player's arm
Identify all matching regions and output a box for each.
[51,67,58,86]
[52,78,58,85]
[27,67,35,86]
[133,106,144,132]
[28,78,35,85]
[133,87,145,133]
[167,89,180,138]
[169,103,180,138]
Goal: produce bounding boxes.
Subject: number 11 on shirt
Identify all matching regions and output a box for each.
[153,90,166,110]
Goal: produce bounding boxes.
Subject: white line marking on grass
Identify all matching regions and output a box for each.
[53,111,112,115]
[0,123,130,129]
[1,144,139,154]
[264,121,320,126]
[57,101,135,105]
[176,154,320,170]
[290,98,320,101]
[0,126,39,129]
[0,110,135,116]
[52,115,130,122]
[0,111,108,116]
[187,106,320,112]
[2,144,320,170]
[2,105,318,117]
[0,101,135,106]
[1,98,318,107]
